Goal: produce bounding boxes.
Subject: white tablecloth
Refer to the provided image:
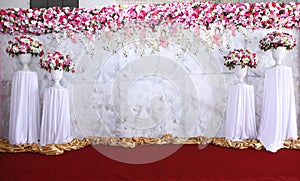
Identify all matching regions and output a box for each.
[40,87,72,146]
[9,71,40,145]
[258,66,298,152]
[226,84,257,141]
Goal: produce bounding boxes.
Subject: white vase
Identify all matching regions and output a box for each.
[51,70,63,88]
[272,47,286,66]
[235,66,248,84]
[18,54,32,71]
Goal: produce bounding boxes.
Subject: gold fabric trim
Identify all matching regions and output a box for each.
[211,136,300,150]
[0,138,90,155]
[1,135,300,155]
[211,137,264,150]
[88,134,300,150]
[88,134,212,148]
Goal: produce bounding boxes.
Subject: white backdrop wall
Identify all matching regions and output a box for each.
[1,29,300,140]
[1,1,300,140]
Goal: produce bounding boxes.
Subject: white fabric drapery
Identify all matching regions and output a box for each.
[258,66,298,152]
[9,71,40,145]
[40,87,72,146]
[226,84,257,141]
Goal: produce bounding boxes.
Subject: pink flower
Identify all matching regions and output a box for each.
[160,36,167,48]
[6,35,44,57]
[230,25,237,36]
[224,49,258,70]
[213,34,221,46]
[40,51,75,73]
[0,2,299,41]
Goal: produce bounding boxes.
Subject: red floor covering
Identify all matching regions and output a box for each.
[0,144,300,181]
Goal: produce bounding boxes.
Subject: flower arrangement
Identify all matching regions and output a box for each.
[6,35,44,57]
[259,31,296,51]
[224,49,258,70]
[40,51,75,73]
[0,2,300,36]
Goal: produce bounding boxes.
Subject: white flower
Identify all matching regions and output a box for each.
[30,20,37,25]
[4,22,10,26]
[242,58,250,63]
[12,46,19,52]
[262,16,269,21]
[27,13,33,18]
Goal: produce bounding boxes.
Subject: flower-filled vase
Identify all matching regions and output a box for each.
[6,35,44,71]
[18,54,32,71]
[40,51,75,88]
[51,70,63,88]
[235,66,248,84]
[260,31,296,66]
[271,47,286,66]
[224,49,257,84]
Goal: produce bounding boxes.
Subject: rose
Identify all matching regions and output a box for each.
[224,49,258,70]
[40,51,75,73]
[0,2,297,35]
[259,31,296,51]
[6,35,44,57]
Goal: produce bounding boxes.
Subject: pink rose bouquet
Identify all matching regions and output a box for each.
[259,31,296,51]
[224,49,258,70]
[6,35,44,57]
[40,51,75,73]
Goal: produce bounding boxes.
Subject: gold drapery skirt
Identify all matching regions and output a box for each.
[0,138,90,155]
[1,135,300,155]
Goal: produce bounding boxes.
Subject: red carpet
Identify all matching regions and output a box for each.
[1,144,300,180]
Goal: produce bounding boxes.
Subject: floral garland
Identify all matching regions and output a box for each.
[224,49,257,70]
[40,51,75,73]
[259,31,297,51]
[6,35,44,57]
[0,2,300,36]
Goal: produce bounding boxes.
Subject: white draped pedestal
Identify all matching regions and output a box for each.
[9,71,40,145]
[226,84,257,141]
[40,87,72,146]
[258,66,298,152]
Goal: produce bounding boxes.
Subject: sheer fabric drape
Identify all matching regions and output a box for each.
[9,71,40,145]
[258,66,298,152]
[226,84,257,141]
[40,88,72,146]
